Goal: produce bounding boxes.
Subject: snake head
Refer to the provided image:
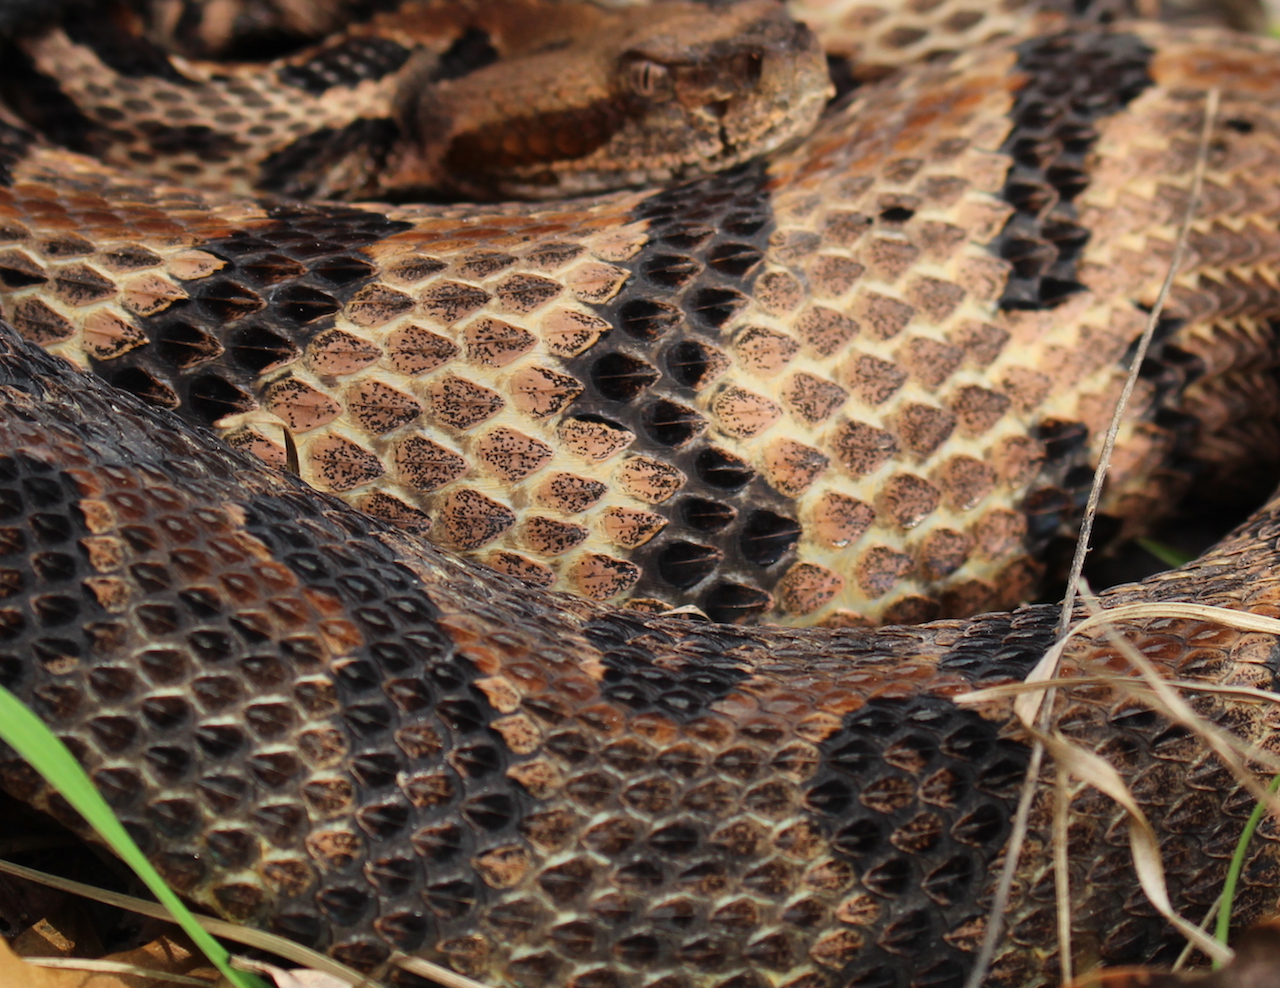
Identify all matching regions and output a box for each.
[610,1,834,175]
[386,0,833,201]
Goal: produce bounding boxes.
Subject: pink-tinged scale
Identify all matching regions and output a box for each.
[534,473,607,514]
[493,273,561,314]
[484,552,555,588]
[263,378,342,431]
[82,310,147,359]
[345,380,421,434]
[540,308,610,356]
[462,316,536,366]
[855,546,914,599]
[782,372,848,425]
[557,417,634,461]
[811,491,875,547]
[518,516,589,556]
[12,298,74,344]
[509,364,585,418]
[165,248,225,280]
[418,281,490,325]
[306,435,384,492]
[344,283,415,327]
[120,272,190,315]
[569,553,642,600]
[473,427,553,481]
[763,440,829,498]
[734,325,800,374]
[50,263,115,305]
[427,374,503,429]
[600,506,667,549]
[564,261,629,303]
[615,456,685,503]
[393,436,467,492]
[436,488,516,549]
[711,385,782,438]
[384,325,457,375]
[308,329,381,375]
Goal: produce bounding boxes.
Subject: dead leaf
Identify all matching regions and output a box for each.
[3,929,217,987]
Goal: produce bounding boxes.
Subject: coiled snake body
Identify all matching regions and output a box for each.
[3,2,1280,986]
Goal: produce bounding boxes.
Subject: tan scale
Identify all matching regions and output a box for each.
[2,7,1280,629]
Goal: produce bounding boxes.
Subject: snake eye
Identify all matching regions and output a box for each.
[624,57,672,98]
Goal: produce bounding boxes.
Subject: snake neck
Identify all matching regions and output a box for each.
[1,0,831,201]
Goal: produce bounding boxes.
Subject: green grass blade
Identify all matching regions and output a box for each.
[0,684,268,988]
[1136,537,1195,568]
[1214,772,1280,961]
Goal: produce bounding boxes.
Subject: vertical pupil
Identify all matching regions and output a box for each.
[632,60,664,95]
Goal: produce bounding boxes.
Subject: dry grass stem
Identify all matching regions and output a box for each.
[0,858,494,988]
[392,956,510,988]
[1081,598,1280,813]
[1054,766,1074,984]
[1173,899,1225,972]
[1055,87,1220,637]
[20,957,218,985]
[961,86,1220,986]
[1030,727,1231,963]
[962,597,1280,964]
[0,859,379,988]
[986,602,1280,728]
[18,962,215,982]
[961,676,1280,708]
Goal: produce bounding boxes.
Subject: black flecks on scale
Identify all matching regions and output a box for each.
[90,202,409,427]
[570,163,799,622]
[990,29,1153,310]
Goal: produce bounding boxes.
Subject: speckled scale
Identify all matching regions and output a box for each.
[9,21,1280,624]
[6,320,1280,986]
[9,11,1280,981]
[990,29,1155,311]
[566,162,807,622]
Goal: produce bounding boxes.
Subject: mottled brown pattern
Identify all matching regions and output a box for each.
[6,0,830,201]
[6,1,1182,626]
[5,5,1280,984]
[3,327,1280,988]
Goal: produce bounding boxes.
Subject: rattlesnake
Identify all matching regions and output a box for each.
[2,1,1280,987]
